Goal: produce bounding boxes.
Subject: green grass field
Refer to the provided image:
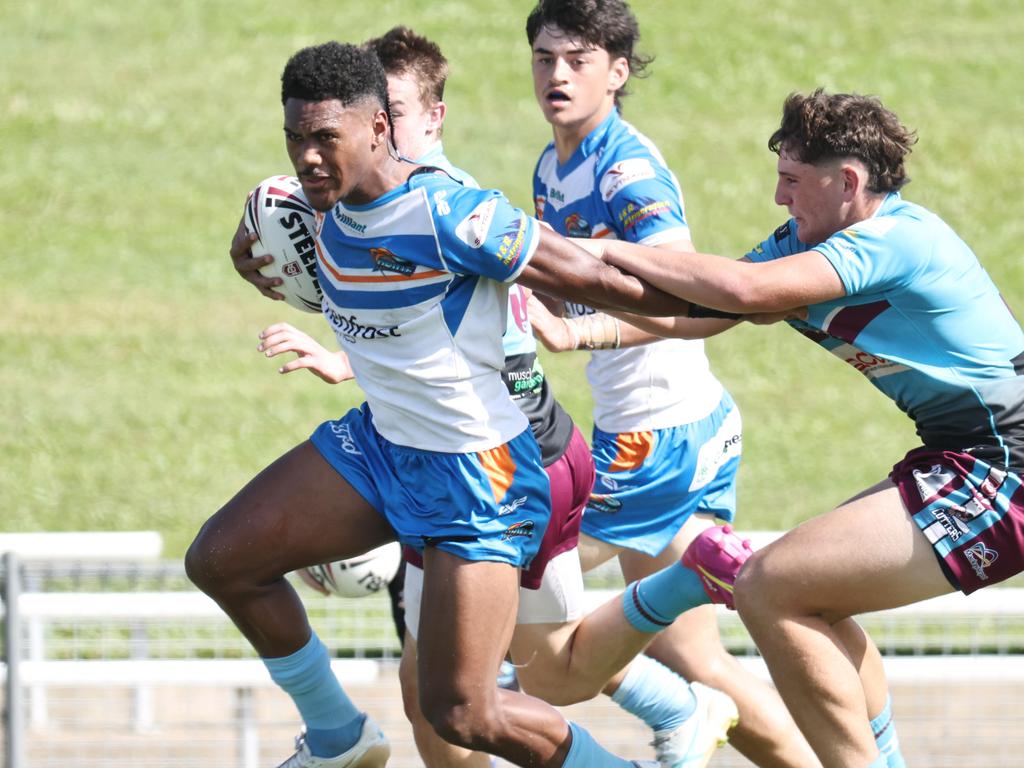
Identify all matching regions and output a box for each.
[3,0,1023,556]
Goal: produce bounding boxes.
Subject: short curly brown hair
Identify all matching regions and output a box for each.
[768,89,918,193]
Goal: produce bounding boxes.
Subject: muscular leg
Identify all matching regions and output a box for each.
[185,441,395,656]
[416,547,576,766]
[399,631,492,768]
[618,518,820,768]
[734,480,953,767]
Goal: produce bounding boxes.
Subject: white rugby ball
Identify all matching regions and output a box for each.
[302,542,402,598]
[243,175,323,313]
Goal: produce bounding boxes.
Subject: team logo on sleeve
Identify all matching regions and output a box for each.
[496,216,529,267]
[534,195,546,220]
[455,198,498,249]
[600,158,656,201]
[564,212,592,238]
[773,222,792,242]
[370,248,416,276]
[618,198,672,233]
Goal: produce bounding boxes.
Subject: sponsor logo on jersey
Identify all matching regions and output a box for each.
[370,247,416,276]
[497,216,528,267]
[773,222,791,242]
[325,307,401,343]
[548,188,565,203]
[600,158,656,202]
[601,476,621,492]
[618,199,672,233]
[433,190,451,216]
[499,496,529,516]
[832,344,908,380]
[336,212,367,234]
[501,520,536,540]
[964,541,998,581]
[564,212,592,238]
[455,198,498,249]
[587,493,623,515]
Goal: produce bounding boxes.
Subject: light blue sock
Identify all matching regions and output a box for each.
[561,722,639,767]
[867,756,888,768]
[611,654,697,732]
[870,695,906,768]
[263,632,363,758]
[622,561,709,633]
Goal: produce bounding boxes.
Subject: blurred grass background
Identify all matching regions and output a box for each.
[3,0,1022,556]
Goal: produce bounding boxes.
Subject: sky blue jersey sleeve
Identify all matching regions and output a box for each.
[813,214,927,297]
[432,184,541,283]
[601,155,689,245]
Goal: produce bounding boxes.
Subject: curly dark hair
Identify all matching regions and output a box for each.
[525,0,652,108]
[364,26,448,106]
[280,41,390,114]
[768,89,918,193]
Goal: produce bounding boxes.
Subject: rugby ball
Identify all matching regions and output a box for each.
[302,542,402,598]
[243,175,323,313]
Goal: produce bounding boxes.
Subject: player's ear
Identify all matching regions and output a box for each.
[426,101,446,136]
[372,108,391,148]
[608,56,629,94]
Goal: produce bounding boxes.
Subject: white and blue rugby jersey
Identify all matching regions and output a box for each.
[747,192,1024,470]
[315,169,540,453]
[533,110,723,433]
[417,146,573,462]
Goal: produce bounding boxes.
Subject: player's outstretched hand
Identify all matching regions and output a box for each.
[258,323,355,384]
[230,214,286,301]
[527,294,577,352]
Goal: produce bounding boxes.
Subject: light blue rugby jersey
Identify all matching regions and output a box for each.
[747,192,1024,470]
[315,168,540,453]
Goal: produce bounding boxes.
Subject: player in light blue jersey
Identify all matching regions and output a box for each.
[587,89,1024,767]
[188,40,700,768]
[522,2,815,767]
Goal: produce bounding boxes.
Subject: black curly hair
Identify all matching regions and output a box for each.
[525,0,652,109]
[280,41,390,115]
[769,89,918,193]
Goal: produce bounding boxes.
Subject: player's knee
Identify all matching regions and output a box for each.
[733,547,771,621]
[184,521,244,596]
[420,690,502,751]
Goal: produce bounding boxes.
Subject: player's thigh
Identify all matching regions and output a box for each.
[508,620,579,693]
[416,548,520,705]
[189,440,392,582]
[738,479,953,622]
[577,532,624,572]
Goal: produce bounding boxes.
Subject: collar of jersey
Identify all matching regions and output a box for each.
[335,173,429,213]
[554,109,619,180]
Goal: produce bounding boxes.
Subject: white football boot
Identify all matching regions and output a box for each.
[275,715,390,768]
[650,682,738,768]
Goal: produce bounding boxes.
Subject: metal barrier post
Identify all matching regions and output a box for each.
[3,552,25,768]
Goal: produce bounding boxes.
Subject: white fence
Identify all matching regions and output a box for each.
[3,534,1024,767]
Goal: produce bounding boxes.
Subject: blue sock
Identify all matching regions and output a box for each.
[870,695,906,768]
[622,561,709,633]
[611,654,696,732]
[867,756,888,768]
[263,632,363,758]
[561,722,638,767]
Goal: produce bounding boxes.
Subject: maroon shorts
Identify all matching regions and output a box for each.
[404,425,594,589]
[891,447,1024,594]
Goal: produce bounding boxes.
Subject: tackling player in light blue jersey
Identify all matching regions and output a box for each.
[188,39,699,768]
[591,88,1024,768]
